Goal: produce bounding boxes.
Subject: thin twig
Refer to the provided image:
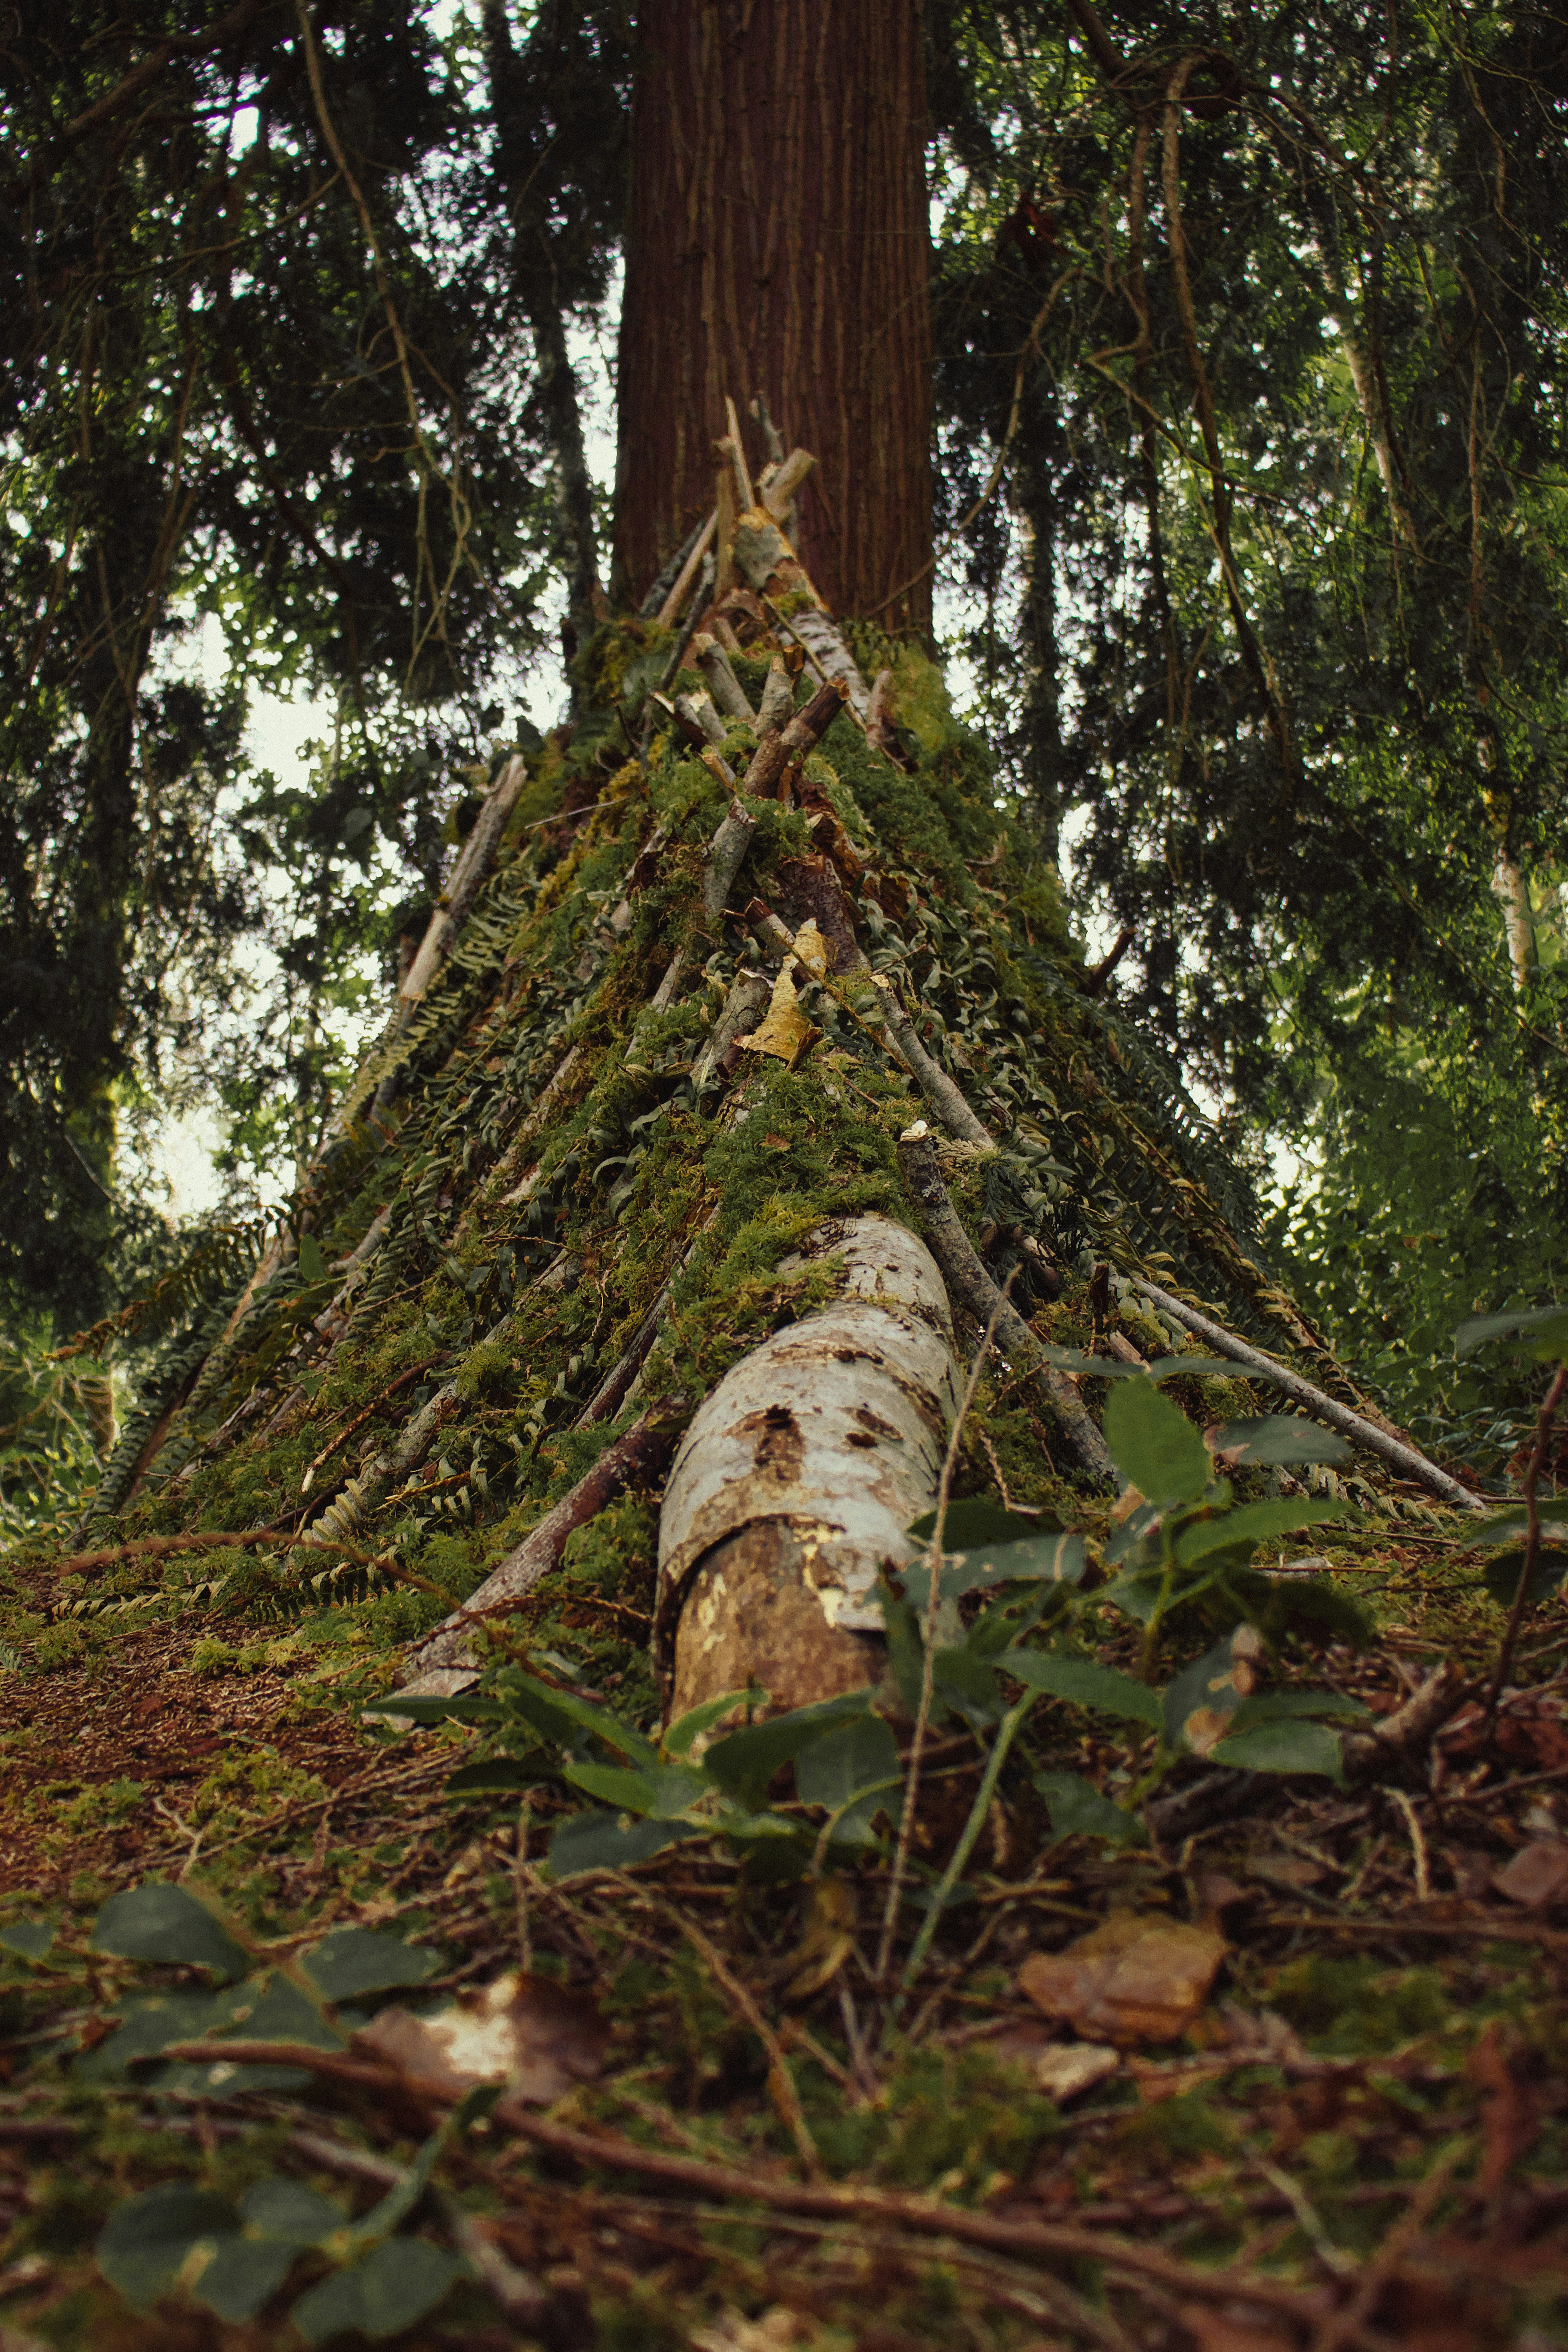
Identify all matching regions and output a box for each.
[1481,1359,1568,1727]
[1387,1789,1431,1903]
[492,2102,1334,2325]
[874,1273,1018,1999]
[630,1888,822,2180]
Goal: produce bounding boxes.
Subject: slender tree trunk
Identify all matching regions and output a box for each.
[483,0,607,657]
[614,0,933,632]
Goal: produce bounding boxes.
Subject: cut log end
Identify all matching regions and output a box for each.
[671,1521,885,1719]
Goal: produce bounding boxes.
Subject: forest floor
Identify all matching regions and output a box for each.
[1,1516,1566,2352]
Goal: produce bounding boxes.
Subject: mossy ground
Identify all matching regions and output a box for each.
[2,627,1566,2346]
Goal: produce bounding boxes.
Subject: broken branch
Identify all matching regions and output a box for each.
[1133,1279,1487,1513]
[400,1403,687,1685]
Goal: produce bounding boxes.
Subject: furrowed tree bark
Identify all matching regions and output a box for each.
[614,0,933,632]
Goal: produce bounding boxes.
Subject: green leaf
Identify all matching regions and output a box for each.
[1210,1718,1345,1780]
[900,1530,1086,1609]
[966,1583,1054,1658]
[877,1580,927,1719]
[1034,1769,1149,1847]
[662,1689,759,1756]
[824,1783,900,1848]
[906,1499,1048,1546]
[546,1809,700,1879]
[703,1690,874,1809]
[561,1759,710,1819]
[90,1884,249,1983]
[79,1989,244,2080]
[1466,1497,1568,1550]
[1163,1635,1242,1749]
[550,1806,700,1881]
[498,1669,658,1764]
[300,1929,442,2003]
[1208,1415,1350,1467]
[1455,1303,1568,1361]
[346,2127,447,2246]
[1227,1689,1371,1726]
[794,1713,898,1812]
[1100,1500,1165,1568]
[97,2184,240,2313]
[365,1695,503,1725]
[1000,1649,1163,1727]
[0,1920,53,1960]
[96,2173,342,2323]
[1175,1497,1354,1567]
[1143,1356,1252,1382]
[443,1757,560,1795]
[290,2237,464,2345]
[931,1645,1004,1729]
[240,2179,345,2245]
[1093,1564,1166,1624]
[1481,1546,1568,1609]
[1102,1379,1212,1506]
[236,1970,346,2050]
[186,2237,298,2322]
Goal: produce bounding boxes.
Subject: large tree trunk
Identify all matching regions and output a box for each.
[613,0,933,632]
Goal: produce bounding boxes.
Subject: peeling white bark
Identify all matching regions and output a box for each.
[1491,849,1538,994]
[654,1215,960,1711]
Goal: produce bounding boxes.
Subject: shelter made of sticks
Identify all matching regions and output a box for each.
[59,428,1477,1723]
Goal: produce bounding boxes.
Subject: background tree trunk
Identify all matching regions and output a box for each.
[614,0,933,633]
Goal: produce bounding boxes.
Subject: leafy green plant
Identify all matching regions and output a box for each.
[382,1380,1372,1913]
[377,1679,900,1882]
[49,1881,474,2341]
[1092,1380,1369,1670]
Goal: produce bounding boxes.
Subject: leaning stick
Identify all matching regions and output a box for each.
[670,689,728,748]
[761,445,816,522]
[690,631,756,724]
[655,511,717,630]
[641,510,710,620]
[1133,1279,1486,1513]
[399,1403,687,1683]
[744,676,847,798]
[400,754,530,1005]
[872,979,989,1145]
[701,795,760,925]
[898,1125,1115,1484]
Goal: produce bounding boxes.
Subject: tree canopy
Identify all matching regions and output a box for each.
[3,0,1565,1460]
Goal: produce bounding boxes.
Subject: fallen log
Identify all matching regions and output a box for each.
[654,1215,961,1716]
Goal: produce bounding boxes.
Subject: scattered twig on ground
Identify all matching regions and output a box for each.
[1387,1788,1432,1902]
[1482,1360,1568,1729]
